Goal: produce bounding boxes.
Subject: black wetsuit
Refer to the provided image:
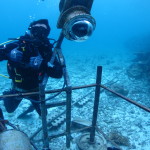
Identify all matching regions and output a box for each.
[0,34,63,115]
[0,108,4,120]
[0,108,5,131]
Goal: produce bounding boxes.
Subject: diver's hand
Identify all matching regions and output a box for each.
[8,48,23,62]
[28,56,43,70]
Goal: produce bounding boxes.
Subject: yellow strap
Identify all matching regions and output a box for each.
[0,74,9,79]
[0,40,15,46]
[0,37,20,46]
[14,68,22,83]
[15,78,22,83]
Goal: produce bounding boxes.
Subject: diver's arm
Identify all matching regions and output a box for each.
[0,42,19,61]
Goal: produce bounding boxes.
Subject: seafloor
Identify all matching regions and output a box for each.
[0,50,149,150]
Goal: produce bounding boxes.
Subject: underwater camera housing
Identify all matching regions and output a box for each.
[57,0,96,42]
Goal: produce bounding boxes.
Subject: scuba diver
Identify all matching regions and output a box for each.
[0,19,63,116]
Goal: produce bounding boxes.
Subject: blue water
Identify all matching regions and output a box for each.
[0,0,150,149]
[0,0,150,54]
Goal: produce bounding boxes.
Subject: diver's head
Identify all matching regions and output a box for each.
[28,19,51,40]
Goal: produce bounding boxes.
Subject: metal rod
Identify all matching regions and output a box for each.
[39,84,50,150]
[57,47,72,148]
[101,85,150,113]
[0,84,96,99]
[55,30,72,148]
[66,86,72,148]
[90,66,102,143]
[55,31,64,49]
[40,31,65,150]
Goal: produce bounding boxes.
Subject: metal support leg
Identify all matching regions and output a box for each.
[39,85,50,150]
[90,66,102,143]
[66,86,72,148]
[55,31,72,148]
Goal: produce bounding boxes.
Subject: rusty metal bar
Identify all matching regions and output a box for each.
[40,30,65,150]
[57,48,72,148]
[0,84,96,99]
[65,86,72,148]
[54,30,72,148]
[101,85,150,113]
[55,31,64,49]
[90,66,102,143]
[39,83,50,150]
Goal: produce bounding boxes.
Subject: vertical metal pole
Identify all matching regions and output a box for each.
[66,85,72,148]
[57,49,72,148]
[90,66,102,143]
[55,31,72,148]
[40,84,50,150]
[40,32,65,150]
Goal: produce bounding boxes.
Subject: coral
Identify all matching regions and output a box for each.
[126,51,150,82]
[105,83,129,97]
[126,63,144,79]
[108,130,130,146]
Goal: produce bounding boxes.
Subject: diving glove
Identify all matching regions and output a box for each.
[8,48,23,62]
[28,55,43,70]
